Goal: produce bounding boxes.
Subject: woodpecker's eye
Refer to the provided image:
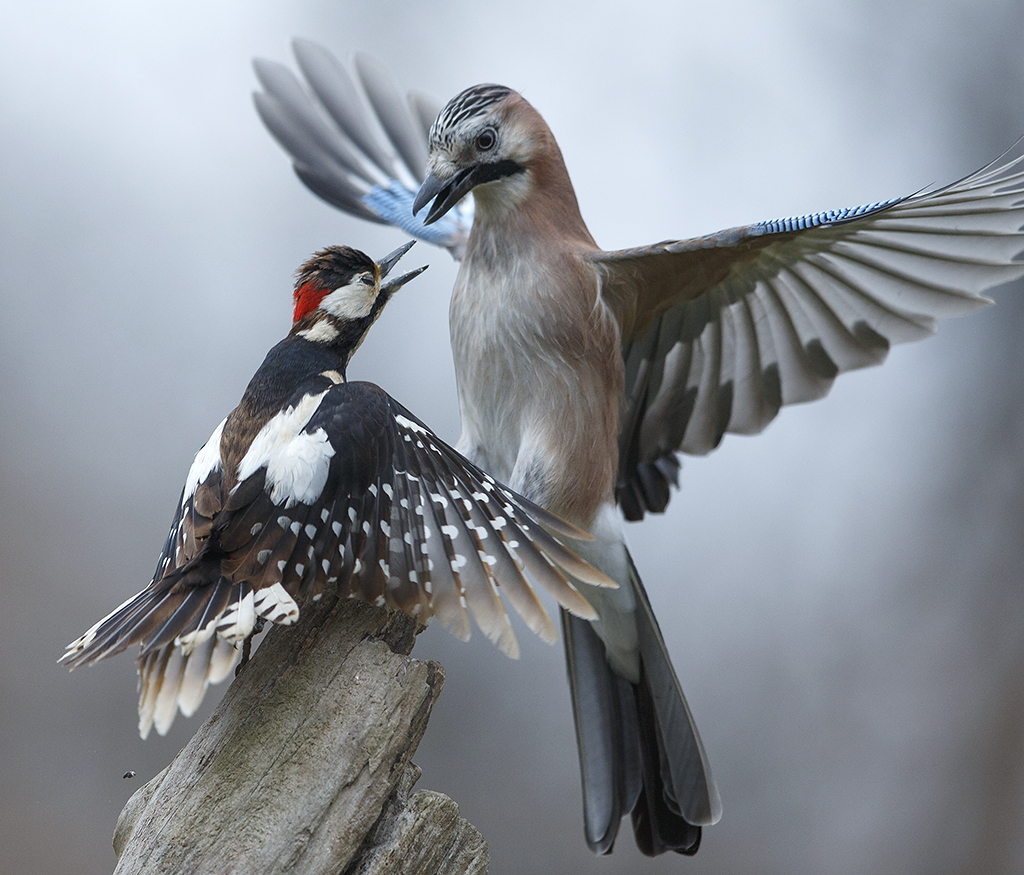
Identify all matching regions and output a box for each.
[359,272,374,286]
[475,128,497,152]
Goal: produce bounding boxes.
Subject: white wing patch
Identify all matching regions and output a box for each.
[182,418,227,505]
[215,588,257,644]
[394,413,429,435]
[236,390,336,507]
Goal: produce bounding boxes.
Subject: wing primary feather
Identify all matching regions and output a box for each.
[426,431,598,542]
[176,578,235,652]
[137,586,210,656]
[761,256,890,373]
[354,53,430,182]
[411,431,519,656]
[679,289,730,455]
[292,38,400,179]
[468,501,568,633]
[448,451,609,609]
[723,291,775,434]
[439,457,560,643]
[293,163,387,224]
[253,60,376,184]
[69,588,175,666]
[794,255,939,342]
[755,272,837,405]
[255,46,472,256]
[409,90,442,142]
[408,454,474,640]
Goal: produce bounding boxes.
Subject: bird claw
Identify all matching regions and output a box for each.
[235,617,267,675]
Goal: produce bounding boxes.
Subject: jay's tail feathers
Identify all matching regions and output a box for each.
[562,557,720,856]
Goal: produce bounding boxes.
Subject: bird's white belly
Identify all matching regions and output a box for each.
[449,234,622,524]
[450,306,538,484]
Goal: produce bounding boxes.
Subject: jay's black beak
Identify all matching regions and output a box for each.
[413,170,468,225]
[413,160,524,226]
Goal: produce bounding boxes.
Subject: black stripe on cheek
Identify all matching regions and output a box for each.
[470,159,524,186]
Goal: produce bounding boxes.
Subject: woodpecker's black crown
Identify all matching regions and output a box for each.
[295,246,378,293]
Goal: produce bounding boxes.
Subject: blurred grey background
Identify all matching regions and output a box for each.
[2,2,1022,873]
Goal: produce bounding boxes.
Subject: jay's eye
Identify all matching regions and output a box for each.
[475,129,497,151]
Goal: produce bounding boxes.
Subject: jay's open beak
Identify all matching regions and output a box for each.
[414,160,524,225]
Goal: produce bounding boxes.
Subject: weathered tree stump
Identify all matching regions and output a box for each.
[112,594,488,874]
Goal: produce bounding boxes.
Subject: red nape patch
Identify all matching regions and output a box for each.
[293,282,329,322]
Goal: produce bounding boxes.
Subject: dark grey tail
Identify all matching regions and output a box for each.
[561,557,719,856]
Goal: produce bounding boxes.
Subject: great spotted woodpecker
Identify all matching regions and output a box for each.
[60,241,611,739]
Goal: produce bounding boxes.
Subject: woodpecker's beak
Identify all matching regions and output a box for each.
[378,240,417,278]
[380,264,427,296]
[377,240,427,296]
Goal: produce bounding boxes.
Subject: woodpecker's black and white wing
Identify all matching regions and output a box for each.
[58,416,306,737]
[61,373,608,736]
[254,41,472,259]
[597,149,1024,518]
[237,376,608,657]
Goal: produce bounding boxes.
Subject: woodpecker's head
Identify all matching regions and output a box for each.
[413,84,563,225]
[290,241,425,359]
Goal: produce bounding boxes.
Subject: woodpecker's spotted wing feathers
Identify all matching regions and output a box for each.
[61,367,608,736]
[302,384,606,655]
[255,41,471,258]
[603,144,1024,517]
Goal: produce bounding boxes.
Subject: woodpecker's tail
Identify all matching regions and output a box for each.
[58,563,300,738]
[562,555,719,856]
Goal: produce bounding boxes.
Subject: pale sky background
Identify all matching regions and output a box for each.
[1,2,1023,873]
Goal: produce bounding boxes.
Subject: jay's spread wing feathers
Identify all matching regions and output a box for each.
[598,148,1024,518]
[254,41,472,258]
[61,376,609,737]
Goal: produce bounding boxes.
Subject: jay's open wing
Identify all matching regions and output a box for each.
[595,150,1024,519]
[60,377,609,737]
[254,41,472,259]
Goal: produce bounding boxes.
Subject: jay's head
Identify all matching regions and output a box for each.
[290,241,425,357]
[413,85,558,225]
